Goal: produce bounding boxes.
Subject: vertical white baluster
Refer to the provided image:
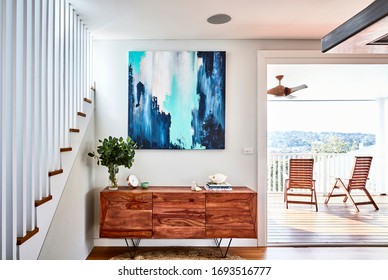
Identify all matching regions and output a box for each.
[63,1,70,148]
[40,0,49,197]
[272,154,275,193]
[281,154,286,193]
[46,0,54,174]
[23,0,34,232]
[78,16,81,113]
[75,15,80,115]
[74,10,78,123]
[87,31,92,99]
[73,9,77,126]
[83,25,86,102]
[0,0,5,259]
[14,0,26,246]
[275,154,279,193]
[52,0,60,170]
[32,0,41,202]
[69,6,74,131]
[80,23,84,112]
[59,0,65,149]
[324,154,329,193]
[3,1,17,259]
[30,0,40,227]
[78,19,82,113]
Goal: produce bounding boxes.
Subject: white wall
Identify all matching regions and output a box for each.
[92,39,320,246]
[38,114,95,259]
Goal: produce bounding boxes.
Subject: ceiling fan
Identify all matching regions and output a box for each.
[267,75,307,99]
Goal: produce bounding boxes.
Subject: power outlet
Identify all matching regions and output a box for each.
[243,147,253,155]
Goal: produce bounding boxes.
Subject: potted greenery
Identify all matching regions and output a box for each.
[88,136,137,190]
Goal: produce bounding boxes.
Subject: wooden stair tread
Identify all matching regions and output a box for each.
[35,195,53,207]
[84,97,92,103]
[17,227,39,245]
[48,169,63,177]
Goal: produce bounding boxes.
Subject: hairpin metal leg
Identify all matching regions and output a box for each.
[124,238,141,259]
[214,238,222,247]
[214,238,232,258]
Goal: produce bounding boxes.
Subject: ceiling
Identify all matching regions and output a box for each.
[68,0,374,40]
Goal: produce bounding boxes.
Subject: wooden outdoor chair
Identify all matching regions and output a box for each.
[324,156,379,211]
[284,158,318,211]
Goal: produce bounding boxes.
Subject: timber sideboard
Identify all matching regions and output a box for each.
[100,186,257,240]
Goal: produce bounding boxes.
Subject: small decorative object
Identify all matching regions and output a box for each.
[88,136,137,190]
[140,182,149,189]
[191,181,202,191]
[126,174,139,188]
[209,173,228,184]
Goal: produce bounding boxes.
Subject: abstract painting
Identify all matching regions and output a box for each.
[128,51,225,149]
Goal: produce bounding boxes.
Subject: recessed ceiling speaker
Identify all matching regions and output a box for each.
[207,14,231,24]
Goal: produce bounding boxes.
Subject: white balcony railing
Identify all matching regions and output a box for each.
[267,153,378,194]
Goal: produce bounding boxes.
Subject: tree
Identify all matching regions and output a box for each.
[311,134,349,153]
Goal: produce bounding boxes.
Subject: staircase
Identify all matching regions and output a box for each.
[1,0,93,259]
[19,94,95,260]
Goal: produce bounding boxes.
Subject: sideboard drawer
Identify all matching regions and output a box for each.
[100,192,152,238]
[153,193,205,238]
[206,193,257,238]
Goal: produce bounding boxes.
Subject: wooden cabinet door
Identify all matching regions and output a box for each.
[206,192,257,238]
[100,191,153,238]
[152,193,206,238]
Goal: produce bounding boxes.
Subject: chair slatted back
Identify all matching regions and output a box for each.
[349,156,372,189]
[288,158,314,188]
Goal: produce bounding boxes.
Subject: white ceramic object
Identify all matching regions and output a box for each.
[191,181,202,191]
[126,174,139,187]
[209,173,227,184]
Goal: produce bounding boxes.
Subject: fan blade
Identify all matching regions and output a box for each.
[285,94,297,99]
[288,84,307,94]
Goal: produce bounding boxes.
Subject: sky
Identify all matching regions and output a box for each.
[267,100,377,134]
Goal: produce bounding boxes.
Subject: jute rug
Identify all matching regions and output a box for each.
[110,247,245,260]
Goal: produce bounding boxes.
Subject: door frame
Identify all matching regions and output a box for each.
[256,50,388,246]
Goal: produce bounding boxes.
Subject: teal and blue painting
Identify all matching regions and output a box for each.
[128,51,225,149]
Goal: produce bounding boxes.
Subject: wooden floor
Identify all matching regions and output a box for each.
[86,246,388,260]
[268,193,388,244]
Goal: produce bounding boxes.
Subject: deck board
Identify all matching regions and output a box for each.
[267,194,388,244]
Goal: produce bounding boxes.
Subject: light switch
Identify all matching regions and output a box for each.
[243,147,253,155]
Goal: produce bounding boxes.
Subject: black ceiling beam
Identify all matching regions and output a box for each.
[321,0,388,53]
